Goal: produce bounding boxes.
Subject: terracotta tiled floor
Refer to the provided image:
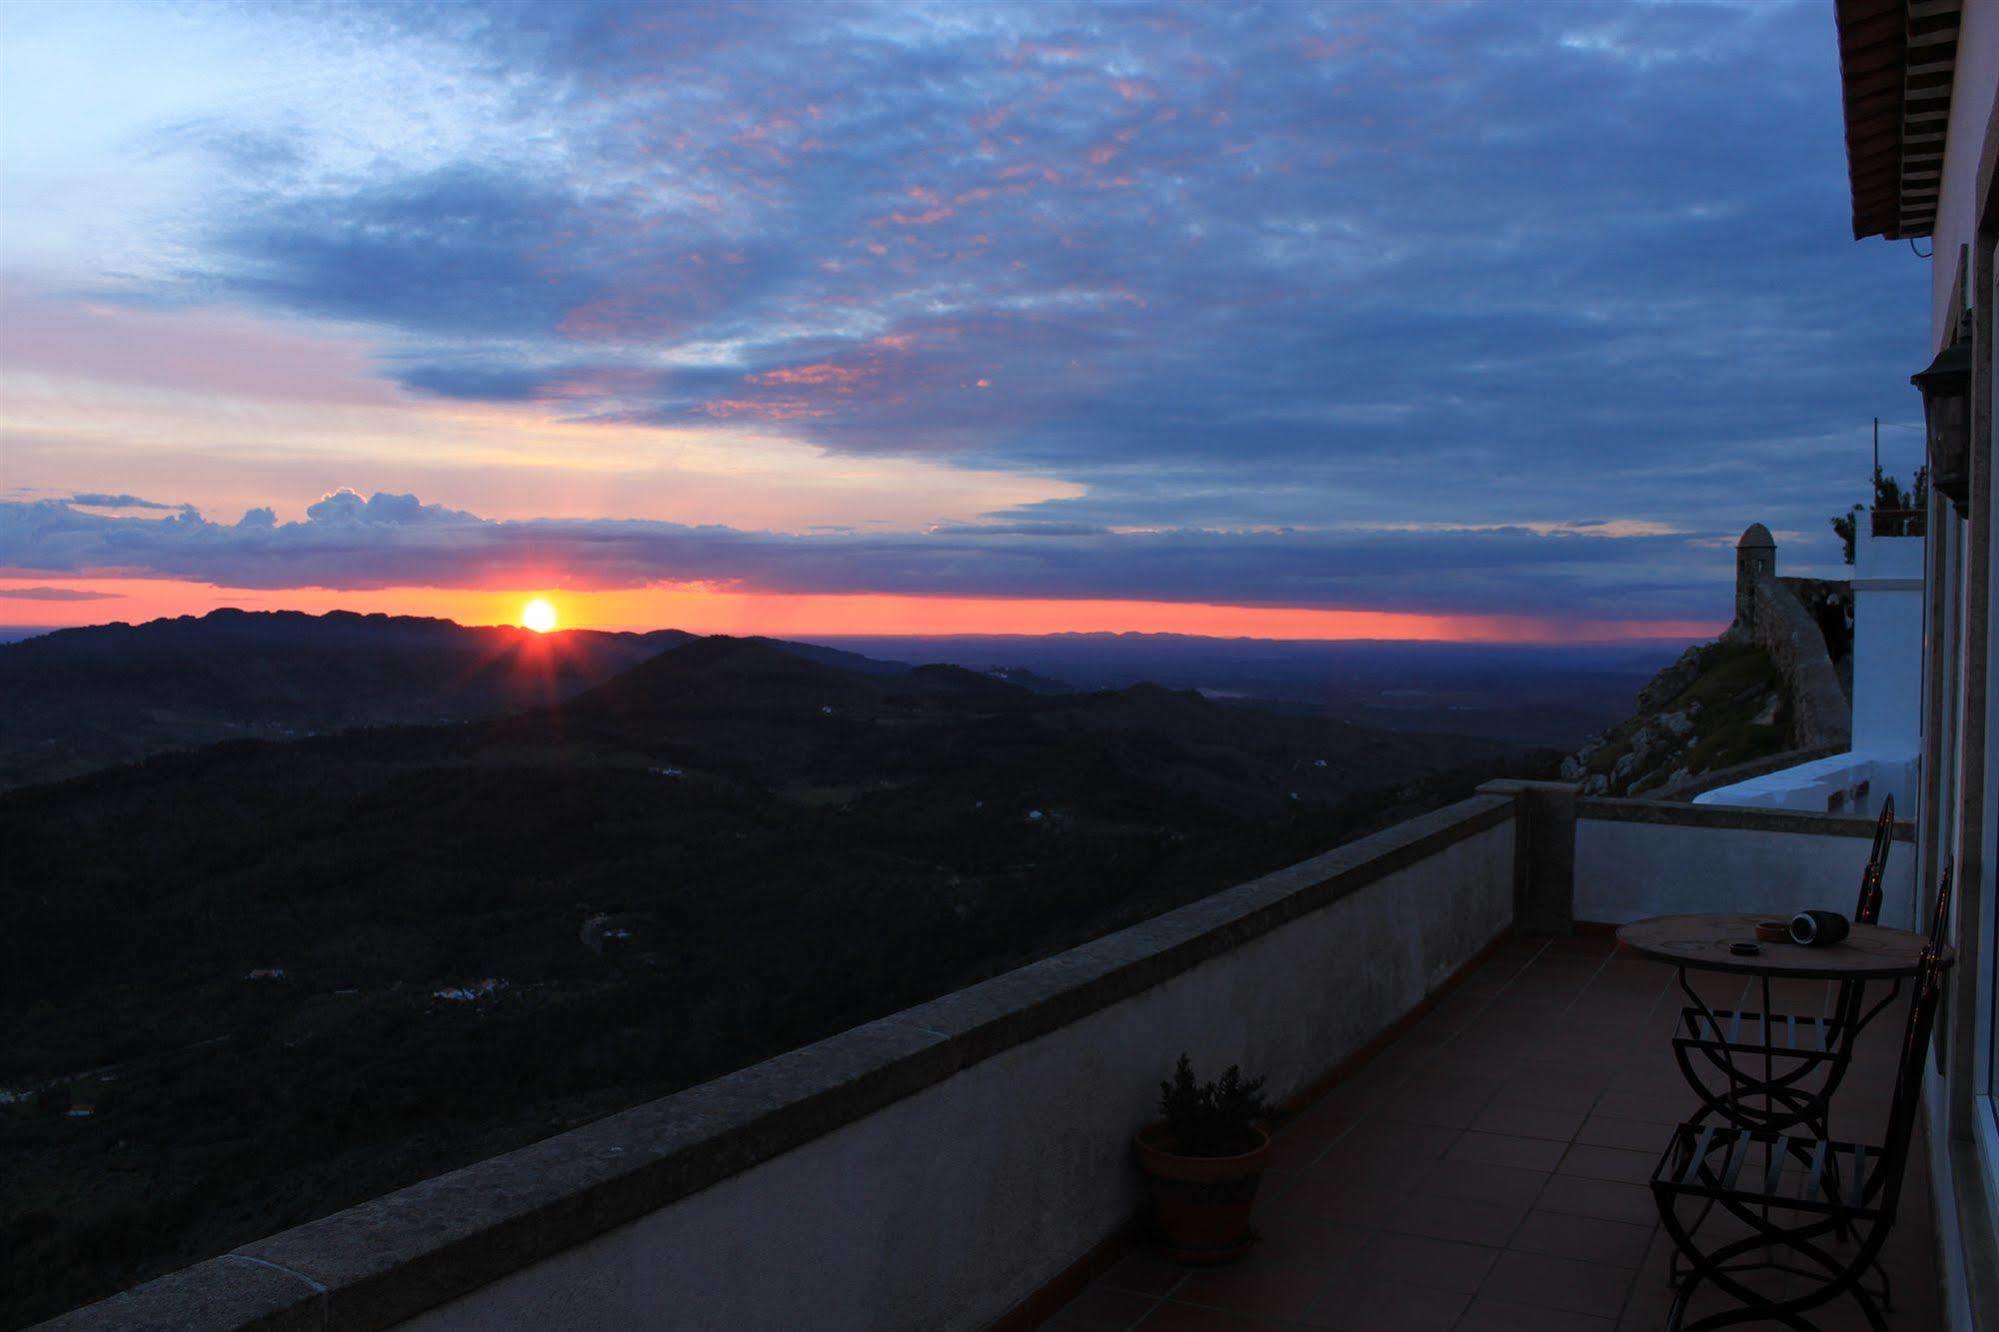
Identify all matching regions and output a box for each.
[1038,933,1942,1331]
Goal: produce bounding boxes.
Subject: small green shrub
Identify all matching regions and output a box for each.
[1158,1053,1267,1156]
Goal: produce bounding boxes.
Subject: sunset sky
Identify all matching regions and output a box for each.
[0,0,1929,640]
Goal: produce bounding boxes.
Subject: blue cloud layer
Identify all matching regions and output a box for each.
[1,490,1726,623]
[231,7,1920,479]
[19,1,1930,614]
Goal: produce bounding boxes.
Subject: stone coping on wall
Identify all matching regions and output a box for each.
[44,794,1517,1332]
[1578,793,1914,841]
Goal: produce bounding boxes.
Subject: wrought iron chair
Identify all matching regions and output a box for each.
[1670,798,1898,1136]
[1649,861,1952,1332]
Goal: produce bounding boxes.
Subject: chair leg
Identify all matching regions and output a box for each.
[1669,1193,1724,1285]
[1658,1189,1894,1332]
[1667,1261,1826,1332]
[1680,1278,1890,1332]
[1659,1194,1817,1329]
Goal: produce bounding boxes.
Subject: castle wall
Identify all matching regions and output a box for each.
[1744,571,1853,750]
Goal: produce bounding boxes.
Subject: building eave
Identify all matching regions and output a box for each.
[1837,0,1963,239]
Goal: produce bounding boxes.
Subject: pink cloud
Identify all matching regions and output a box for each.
[751,363,866,391]
[702,397,834,421]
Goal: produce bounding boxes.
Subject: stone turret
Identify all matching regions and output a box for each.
[1734,523,1775,627]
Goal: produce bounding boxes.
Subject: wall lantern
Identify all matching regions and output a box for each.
[1910,333,1972,514]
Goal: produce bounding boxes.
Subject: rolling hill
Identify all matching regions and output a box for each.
[0,610,905,790]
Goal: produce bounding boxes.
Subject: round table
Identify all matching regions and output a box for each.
[1617,912,1950,1136]
[1618,913,1945,981]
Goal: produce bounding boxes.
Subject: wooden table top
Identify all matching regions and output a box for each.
[1616,912,1950,979]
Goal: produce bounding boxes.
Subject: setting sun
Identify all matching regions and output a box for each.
[520,598,558,633]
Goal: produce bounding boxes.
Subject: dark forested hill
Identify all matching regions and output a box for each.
[0,632,1539,1326]
[0,609,688,788]
[0,611,914,790]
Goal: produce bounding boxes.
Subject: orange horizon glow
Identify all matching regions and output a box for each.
[0,577,1720,645]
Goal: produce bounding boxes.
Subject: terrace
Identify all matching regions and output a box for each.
[53,784,1945,1331]
[1039,932,1939,1332]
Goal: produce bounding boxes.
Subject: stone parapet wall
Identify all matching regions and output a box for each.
[1574,793,1916,929]
[45,797,1519,1332]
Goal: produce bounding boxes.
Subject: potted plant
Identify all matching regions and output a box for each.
[1133,1053,1271,1264]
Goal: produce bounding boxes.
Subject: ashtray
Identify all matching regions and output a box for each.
[1754,920,1790,943]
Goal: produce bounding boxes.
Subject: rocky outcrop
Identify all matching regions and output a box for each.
[1636,645,1704,715]
[1561,642,1796,800]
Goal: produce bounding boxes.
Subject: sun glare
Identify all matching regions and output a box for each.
[521,598,558,633]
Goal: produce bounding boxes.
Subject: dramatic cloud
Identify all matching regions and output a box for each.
[0,490,1728,621]
[0,0,1927,627]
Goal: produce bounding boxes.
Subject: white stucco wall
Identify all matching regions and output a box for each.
[404,820,1516,1332]
[1932,0,1999,347]
[1919,8,1999,1328]
[1853,528,1927,754]
[1693,751,1918,817]
[1576,814,1916,932]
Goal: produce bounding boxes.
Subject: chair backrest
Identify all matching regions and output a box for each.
[1876,860,1953,1216]
[1853,795,1896,925]
[1927,855,1955,954]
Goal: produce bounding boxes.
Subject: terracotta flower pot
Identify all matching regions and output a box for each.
[1132,1121,1271,1265]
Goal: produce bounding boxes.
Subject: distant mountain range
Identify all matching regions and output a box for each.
[0,610,1668,790]
[0,609,898,789]
[809,632,1676,747]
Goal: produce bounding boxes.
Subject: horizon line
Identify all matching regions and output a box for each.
[0,603,1713,652]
